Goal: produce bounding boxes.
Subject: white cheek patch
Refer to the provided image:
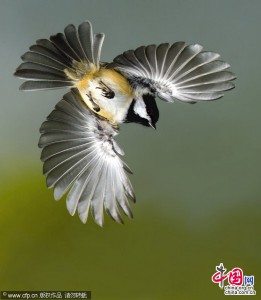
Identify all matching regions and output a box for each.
[133,99,150,121]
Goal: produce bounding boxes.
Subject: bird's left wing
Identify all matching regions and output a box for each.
[109,43,236,103]
[39,89,135,226]
[14,21,104,91]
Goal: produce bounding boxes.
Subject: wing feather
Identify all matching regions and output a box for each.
[145,44,158,78]
[15,21,105,90]
[156,43,170,78]
[78,21,94,63]
[30,44,72,66]
[93,33,105,66]
[50,33,81,61]
[19,80,73,91]
[162,42,186,79]
[39,89,135,226]
[110,42,236,103]
[66,153,100,217]
[64,24,88,61]
[17,62,66,76]
[134,46,152,77]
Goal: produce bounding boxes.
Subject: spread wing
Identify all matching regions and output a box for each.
[109,43,236,103]
[39,89,135,226]
[14,21,105,91]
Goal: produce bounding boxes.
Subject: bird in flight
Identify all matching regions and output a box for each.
[15,21,236,226]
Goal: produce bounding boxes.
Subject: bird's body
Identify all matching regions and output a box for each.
[75,67,134,125]
[15,21,236,226]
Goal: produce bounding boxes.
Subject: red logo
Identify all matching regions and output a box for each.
[228,268,243,286]
[212,266,243,287]
[211,263,256,295]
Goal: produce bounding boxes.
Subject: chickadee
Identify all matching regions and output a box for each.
[15,21,236,226]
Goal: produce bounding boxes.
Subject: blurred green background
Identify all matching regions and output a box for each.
[0,0,260,299]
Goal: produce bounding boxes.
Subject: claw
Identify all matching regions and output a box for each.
[96,81,115,99]
[88,92,100,112]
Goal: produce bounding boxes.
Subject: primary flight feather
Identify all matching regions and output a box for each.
[15,21,236,226]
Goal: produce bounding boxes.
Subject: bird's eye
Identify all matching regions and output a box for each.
[147,107,152,116]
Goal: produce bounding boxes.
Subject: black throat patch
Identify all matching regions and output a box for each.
[125,94,159,128]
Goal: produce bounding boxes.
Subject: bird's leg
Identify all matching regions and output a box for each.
[88,92,100,112]
[96,81,115,99]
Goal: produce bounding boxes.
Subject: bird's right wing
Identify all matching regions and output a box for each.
[39,89,135,226]
[109,42,236,103]
[14,21,105,91]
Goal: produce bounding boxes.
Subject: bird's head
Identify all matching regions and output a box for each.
[125,90,159,129]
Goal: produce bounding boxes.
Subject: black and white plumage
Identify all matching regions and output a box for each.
[15,21,236,225]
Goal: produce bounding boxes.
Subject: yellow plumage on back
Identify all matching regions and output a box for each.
[67,65,134,125]
[97,68,133,98]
